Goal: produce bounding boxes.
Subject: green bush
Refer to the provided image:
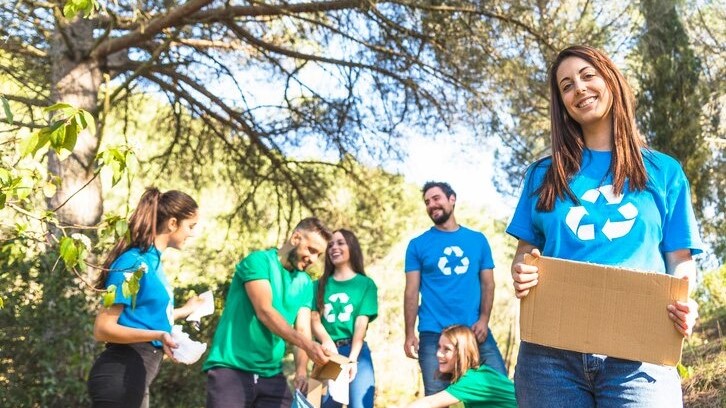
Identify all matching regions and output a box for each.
[694,265,726,318]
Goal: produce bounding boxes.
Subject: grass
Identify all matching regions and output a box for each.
[681,307,726,408]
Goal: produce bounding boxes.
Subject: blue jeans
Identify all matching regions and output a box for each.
[322,342,375,408]
[514,341,683,408]
[419,330,507,396]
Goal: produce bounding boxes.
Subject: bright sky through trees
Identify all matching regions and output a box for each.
[396,131,515,219]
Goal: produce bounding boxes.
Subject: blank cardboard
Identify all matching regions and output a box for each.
[520,255,689,366]
[305,378,325,408]
[311,353,353,381]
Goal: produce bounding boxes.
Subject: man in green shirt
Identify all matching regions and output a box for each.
[204,217,334,408]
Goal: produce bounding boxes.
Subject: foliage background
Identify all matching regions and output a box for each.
[0,0,724,406]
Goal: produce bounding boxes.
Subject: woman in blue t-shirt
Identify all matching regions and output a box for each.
[507,45,703,407]
[87,187,203,408]
[406,325,516,408]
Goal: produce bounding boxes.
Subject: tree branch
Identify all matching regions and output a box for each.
[90,0,214,59]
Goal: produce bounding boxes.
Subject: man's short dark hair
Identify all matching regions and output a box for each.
[422,181,456,199]
[294,217,333,241]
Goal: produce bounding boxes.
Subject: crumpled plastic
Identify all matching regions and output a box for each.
[186,290,214,331]
[170,325,207,364]
[327,362,352,405]
[292,389,316,408]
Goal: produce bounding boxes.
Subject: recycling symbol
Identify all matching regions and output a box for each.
[323,292,354,323]
[565,185,638,241]
[437,246,470,275]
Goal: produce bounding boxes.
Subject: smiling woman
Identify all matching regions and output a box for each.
[507,45,704,408]
[406,325,516,408]
[311,229,379,408]
[556,57,614,151]
[87,187,204,408]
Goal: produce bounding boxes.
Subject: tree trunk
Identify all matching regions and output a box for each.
[47,17,103,229]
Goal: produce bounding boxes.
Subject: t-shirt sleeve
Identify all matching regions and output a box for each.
[358,278,379,322]
[404,239,421,272]
[506,164,545,248]
[310,281,319,311]
[235,251,271,283]
[661,167,703,256]
[478,234,495,270]
[104,252,144,306]
[445,368,482,403]
[446,367,515,405]
[300,277,313,311]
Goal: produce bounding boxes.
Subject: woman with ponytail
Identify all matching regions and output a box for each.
[87,187,202,408]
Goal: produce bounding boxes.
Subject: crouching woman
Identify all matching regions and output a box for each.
[406,325,516,408]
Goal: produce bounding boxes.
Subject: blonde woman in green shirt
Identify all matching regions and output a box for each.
[407,325,517,408]
[312,229,379,408]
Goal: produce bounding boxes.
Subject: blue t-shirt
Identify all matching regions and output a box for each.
[405,226,495,332]
[506,149,703,272]
[105,246,174,346]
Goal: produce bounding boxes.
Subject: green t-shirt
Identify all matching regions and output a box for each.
[446,365,517,408]
[312,274,378,341]
[202,249,313,377]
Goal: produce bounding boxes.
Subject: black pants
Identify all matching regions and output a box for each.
[206,367,293,408]
[87,342,163,408]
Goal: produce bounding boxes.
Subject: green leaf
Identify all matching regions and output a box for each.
[82,110,96,133]
[115,219,128,238]
[22,128,52,158]
[62,0,96,19]
[1,95,12,125]
[75,112,86,128]
[50,123,67,152]
[103,286,116,308]
[0,193,6,209]
[20,132,40,157]
[59,236,73,257]
[121,281,130,299]
[0,297,4,309]
[128,279,139,310]
[36,129,51,155]
[62,121,78,152]
[63,1,79,19]
[676,362,693,380]
[61,240,79,268]
[128,278,139,295]
[43,102,74,113]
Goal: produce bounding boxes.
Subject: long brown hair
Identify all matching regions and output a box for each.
[438,325,480,383]
[316,229,366,313]
[537,45,648,211]
[95,187,198,288]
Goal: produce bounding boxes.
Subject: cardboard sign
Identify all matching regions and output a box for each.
[520,255,688,366]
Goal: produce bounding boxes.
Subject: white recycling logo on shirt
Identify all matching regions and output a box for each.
[324,292,354,323]
[565,184,638,241]
[437,246,470,275]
